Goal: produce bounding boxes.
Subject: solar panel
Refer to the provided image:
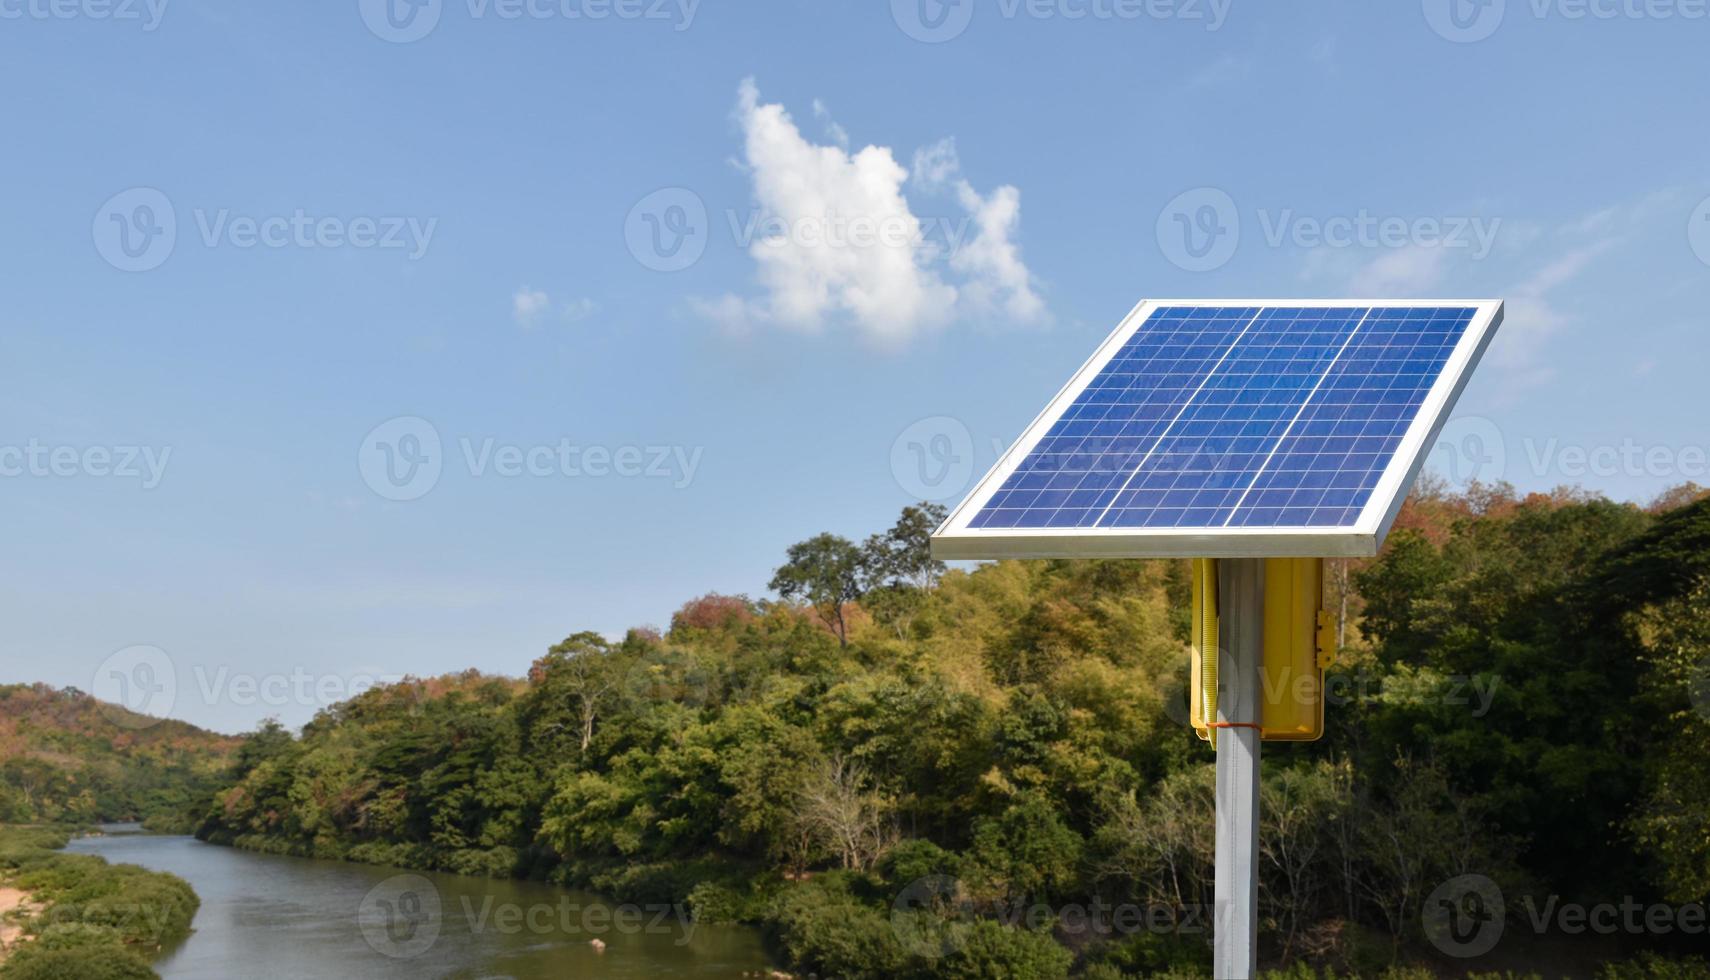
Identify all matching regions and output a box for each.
[932,300,1504,559]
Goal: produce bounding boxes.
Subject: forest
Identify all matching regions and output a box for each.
[10,481,1709,977]
[0,686,237,833]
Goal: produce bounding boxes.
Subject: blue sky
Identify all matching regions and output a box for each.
[3,0,1707,732]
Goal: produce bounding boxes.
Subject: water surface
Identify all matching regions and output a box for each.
[70,832,773,979]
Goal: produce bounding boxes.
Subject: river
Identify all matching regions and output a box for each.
[69,830,776,978]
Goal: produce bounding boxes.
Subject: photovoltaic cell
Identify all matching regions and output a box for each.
[968,304,1478,531]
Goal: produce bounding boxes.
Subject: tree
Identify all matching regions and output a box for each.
[1628,580,1710,902]
[1259,761,1347,959]
[968,792,1085,903]
[771,533,865,647]
[858,504,949,639]
[796,755,896,871]
[526,632,626,754]
[862,503,948,592]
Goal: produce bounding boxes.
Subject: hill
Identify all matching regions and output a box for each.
[0,684,239,830]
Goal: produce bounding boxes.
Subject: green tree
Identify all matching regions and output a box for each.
[858,504,949,639]
[771,533,866,648]
[524,631,627,754]
[862,503,948,591]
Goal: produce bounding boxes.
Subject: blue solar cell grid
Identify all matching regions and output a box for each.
[968,305,1477,531]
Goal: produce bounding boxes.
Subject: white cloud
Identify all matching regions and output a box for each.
[914,137,1046,321]
[1182,54,1251,90]
[952,182,1046,321]
[688,293,759,338]
[1322,192,1686,395]
[513,287,550,326]
[910,137,961,193]
[698,80,1045,348]
[811,98,849,149]
[562,297,597,323]
[1331,235,1609,393]
[1489,239,1614,390]
[514,287,596,327]
[1343,246,1450,297]
[1482,192,1679,392]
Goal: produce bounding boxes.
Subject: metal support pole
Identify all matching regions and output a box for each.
[1214,558,1263,979]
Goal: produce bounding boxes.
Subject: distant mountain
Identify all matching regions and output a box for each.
[0,683,240,829]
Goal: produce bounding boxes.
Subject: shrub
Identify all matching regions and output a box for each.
[883,838,963,889]
[0,823,197,978]
[937,919,1071,980]
[440,846,519,879]
[684,879,785,924]
[769,880,910,980]
[32,921,123,951]
[0,945,155,980]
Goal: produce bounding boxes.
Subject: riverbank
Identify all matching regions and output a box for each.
[0,883,42,961]
[0,825,199,979]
